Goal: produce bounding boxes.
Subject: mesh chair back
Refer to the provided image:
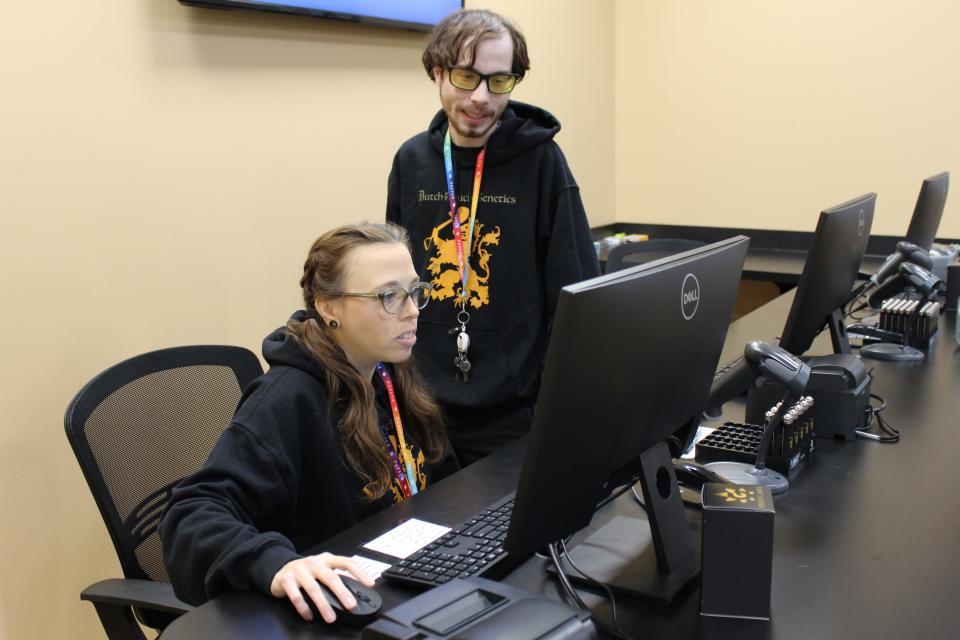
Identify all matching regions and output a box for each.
[65,346,263,585]
[605,238,707,274]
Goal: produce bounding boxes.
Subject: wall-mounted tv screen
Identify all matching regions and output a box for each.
[179,1,464,32]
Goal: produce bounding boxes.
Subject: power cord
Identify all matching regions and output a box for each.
[595,481,640,512]
[630,485,645,511]
[548,542,638,640]
[534,484,636,562]
[844,280,874,319]
[856,393,900,442]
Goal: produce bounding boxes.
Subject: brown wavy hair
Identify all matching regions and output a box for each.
[422,9,530,81]
[286,223,447,500]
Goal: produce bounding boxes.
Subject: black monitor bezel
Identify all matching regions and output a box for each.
[778,193,876,356]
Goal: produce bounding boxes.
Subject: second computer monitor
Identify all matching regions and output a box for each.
[778,193,876,355]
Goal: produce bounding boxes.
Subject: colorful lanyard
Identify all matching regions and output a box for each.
[379,427,412,498]
[443,128,486,308]
[375,363,418,496]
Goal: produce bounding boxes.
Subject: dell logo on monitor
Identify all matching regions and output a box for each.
[681,273,700,320]
[858,209,866,236]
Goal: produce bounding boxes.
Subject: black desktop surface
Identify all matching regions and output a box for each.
[165,293,960,640]
[592,223,896,289]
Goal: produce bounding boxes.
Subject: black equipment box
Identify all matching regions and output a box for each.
[695,420,814,478]
[746,353,870,441]
[700,483,775,620]
[878,293,940,349]
[362,577,596,640]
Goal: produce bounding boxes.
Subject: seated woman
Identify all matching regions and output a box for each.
[160,223,457,623]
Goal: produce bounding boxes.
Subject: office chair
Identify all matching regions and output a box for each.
[605,238,706,274]
[64,345,263,640]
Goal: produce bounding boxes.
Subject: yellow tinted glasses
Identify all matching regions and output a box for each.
[448,67,519,95]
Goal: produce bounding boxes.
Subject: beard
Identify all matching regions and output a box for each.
[450,112,498,142]
[439,85,506,146]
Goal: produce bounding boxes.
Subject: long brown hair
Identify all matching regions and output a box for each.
[286,223,447,500]
[422,9,530,81]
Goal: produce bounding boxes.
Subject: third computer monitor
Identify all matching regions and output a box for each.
[905,172,949,252]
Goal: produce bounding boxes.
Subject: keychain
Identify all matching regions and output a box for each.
[450,309,471,383]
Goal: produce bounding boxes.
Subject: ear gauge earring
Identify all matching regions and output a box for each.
[328,320,340,329]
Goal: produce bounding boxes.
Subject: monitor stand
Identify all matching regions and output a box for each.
[550,441,700,606]
[827,307,851,355]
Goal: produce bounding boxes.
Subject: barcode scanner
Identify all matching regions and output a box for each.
[870,240,933,287]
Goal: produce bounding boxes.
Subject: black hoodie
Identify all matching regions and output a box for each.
[387,101,600,463]
[159,311,458,605]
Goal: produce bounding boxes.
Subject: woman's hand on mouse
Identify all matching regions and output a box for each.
[269,552,375,622]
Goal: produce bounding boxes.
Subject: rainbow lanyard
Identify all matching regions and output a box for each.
[375,363,418,496]
[443,128,486,308]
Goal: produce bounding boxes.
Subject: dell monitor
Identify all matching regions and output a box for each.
[705,194,876,416]
[905,172,949,252]
[866,172,949,308]
[503,236,750,604]
[779,193,876,356]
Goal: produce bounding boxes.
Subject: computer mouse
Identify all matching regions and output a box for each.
[301,575,382,625]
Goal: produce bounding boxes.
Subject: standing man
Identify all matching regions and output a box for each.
[387,8,599,465]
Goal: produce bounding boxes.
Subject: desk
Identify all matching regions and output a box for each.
[166,295,960,639]
[602,247,884,288]
[591,222,896,288]
[742,250,880,286]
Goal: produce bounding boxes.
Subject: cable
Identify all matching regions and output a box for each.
[548,543,638,640]
[630,485,645,511]
[844,285,867,316]
[534,533,574,561]
[844,280,875,318]
[595,481,639,512]
[856,392,900,443]
[845,299,871,319]
[867,392,886,413]
[548,543,589,610]
[559,540,637,640]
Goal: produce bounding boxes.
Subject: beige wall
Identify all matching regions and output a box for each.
[3,1,957,639]
[0,1,613,638]
[615,1,959,237]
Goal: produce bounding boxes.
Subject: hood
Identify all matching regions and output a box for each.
[427,101,561,164]
[261,310,327,380]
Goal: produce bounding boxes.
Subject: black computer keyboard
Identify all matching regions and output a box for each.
[713,354,744,381]
[381,493,523,589]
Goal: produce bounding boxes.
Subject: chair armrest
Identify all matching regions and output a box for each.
[80,579,193,640]
[81,578,193,615]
